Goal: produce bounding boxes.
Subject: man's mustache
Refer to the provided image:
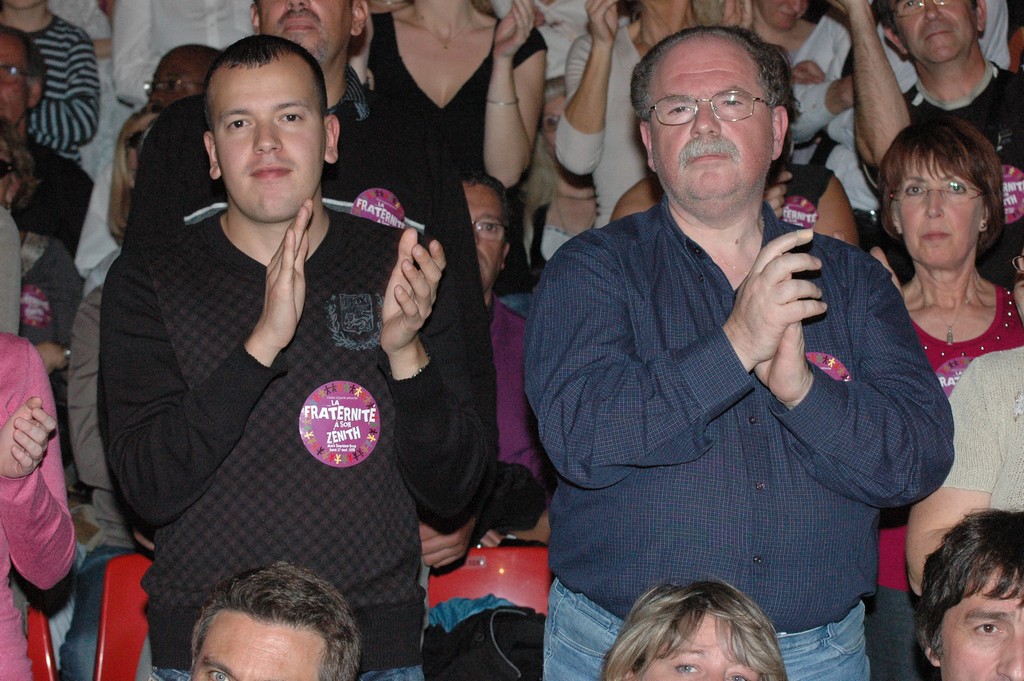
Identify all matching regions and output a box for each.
[680,136,740,164]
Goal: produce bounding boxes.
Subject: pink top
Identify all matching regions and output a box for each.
[877,287,1024,591]
[0,333,75,680]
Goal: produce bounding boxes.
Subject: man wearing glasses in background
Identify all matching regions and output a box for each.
[835,0,1024,290]
[0,26,91,257]
[525,26,954,681]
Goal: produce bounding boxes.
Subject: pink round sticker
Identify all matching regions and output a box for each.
[352,188,406,228]
[805,351,851,382]
[783,196,818,230]
[1002,165,1024,224]
[935,356,973,398]
[299,381,380,468]
[20,284,51,328]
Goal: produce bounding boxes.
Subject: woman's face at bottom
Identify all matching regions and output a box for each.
[637,617,761,681]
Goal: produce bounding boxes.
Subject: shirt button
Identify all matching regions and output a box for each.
[755,482,766,490]
[693,247,703,255]
[753,555,764,564]
[698,275,704,282]
[748,416,757,424]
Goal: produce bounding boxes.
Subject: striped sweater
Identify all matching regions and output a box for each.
[27,14,99,164]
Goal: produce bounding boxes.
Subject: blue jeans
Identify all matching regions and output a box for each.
[543,579,624,681]
[152,666,424,681]
[777,601,870,681]
[543,579,869,681]
[60,544,135,681]
[359,667,424,681]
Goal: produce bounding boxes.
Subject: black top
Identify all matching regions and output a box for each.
[369,13,546,174]
[102,209,488,671]
[123,77,498,473]
[14,140,92,255]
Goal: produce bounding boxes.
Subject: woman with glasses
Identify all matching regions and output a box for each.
[74,105,160,285]
[866,116,1024,681]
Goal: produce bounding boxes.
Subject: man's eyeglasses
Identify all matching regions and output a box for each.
[648,90,770,126]
[893,0,963,18]
[0,64,28,83]
[0,160,14,179]
[889,180,983,205]
[1012,255,1024,274]
[143,78,203,96]
[474,220,506,242]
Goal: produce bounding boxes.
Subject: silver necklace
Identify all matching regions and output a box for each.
[940,291,972,345]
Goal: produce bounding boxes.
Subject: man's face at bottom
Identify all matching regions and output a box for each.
[192,610,324,681]
[930,592,1024,680]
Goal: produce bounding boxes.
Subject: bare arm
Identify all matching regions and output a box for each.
[561,0,618,136]
[815,175,859,245]
[485,0,546,187]
[907,487,990,594]
[830,0,910,165]
[610,175,659,220]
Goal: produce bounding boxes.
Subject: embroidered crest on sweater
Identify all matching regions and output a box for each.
[327,292,383,350]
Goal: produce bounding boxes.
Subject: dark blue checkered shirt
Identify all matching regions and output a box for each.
[524,200,953,632]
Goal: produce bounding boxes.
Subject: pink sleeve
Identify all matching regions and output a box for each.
[0,335,75,589]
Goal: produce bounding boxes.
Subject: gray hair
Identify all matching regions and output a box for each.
[630,26,791,122]
[191,562,361,681]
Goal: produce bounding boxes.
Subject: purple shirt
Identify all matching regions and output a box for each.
[491,297,551,495]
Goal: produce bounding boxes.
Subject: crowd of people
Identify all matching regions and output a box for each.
[2,0,1024,680]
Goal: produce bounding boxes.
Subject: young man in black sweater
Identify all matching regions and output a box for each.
[101,35,487,679]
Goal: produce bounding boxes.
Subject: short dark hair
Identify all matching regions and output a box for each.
[0,25,45,81]
[876,0,980,33]
[878,116,1004,255]
[461,170,510,231]
[601,581,788,681]
[203,34,328,130]
[191,562,361,681]
[630,26,791,122]
[916,510,1024,660]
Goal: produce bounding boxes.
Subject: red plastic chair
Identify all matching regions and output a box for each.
[428,546,551,614]
[26,605,58,681]
[94,553,152,681]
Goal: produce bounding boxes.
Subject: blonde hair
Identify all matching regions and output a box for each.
[602,582,788,681]
[0,118,39,210]
[521,77,566,260]
[109,107,161,242]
